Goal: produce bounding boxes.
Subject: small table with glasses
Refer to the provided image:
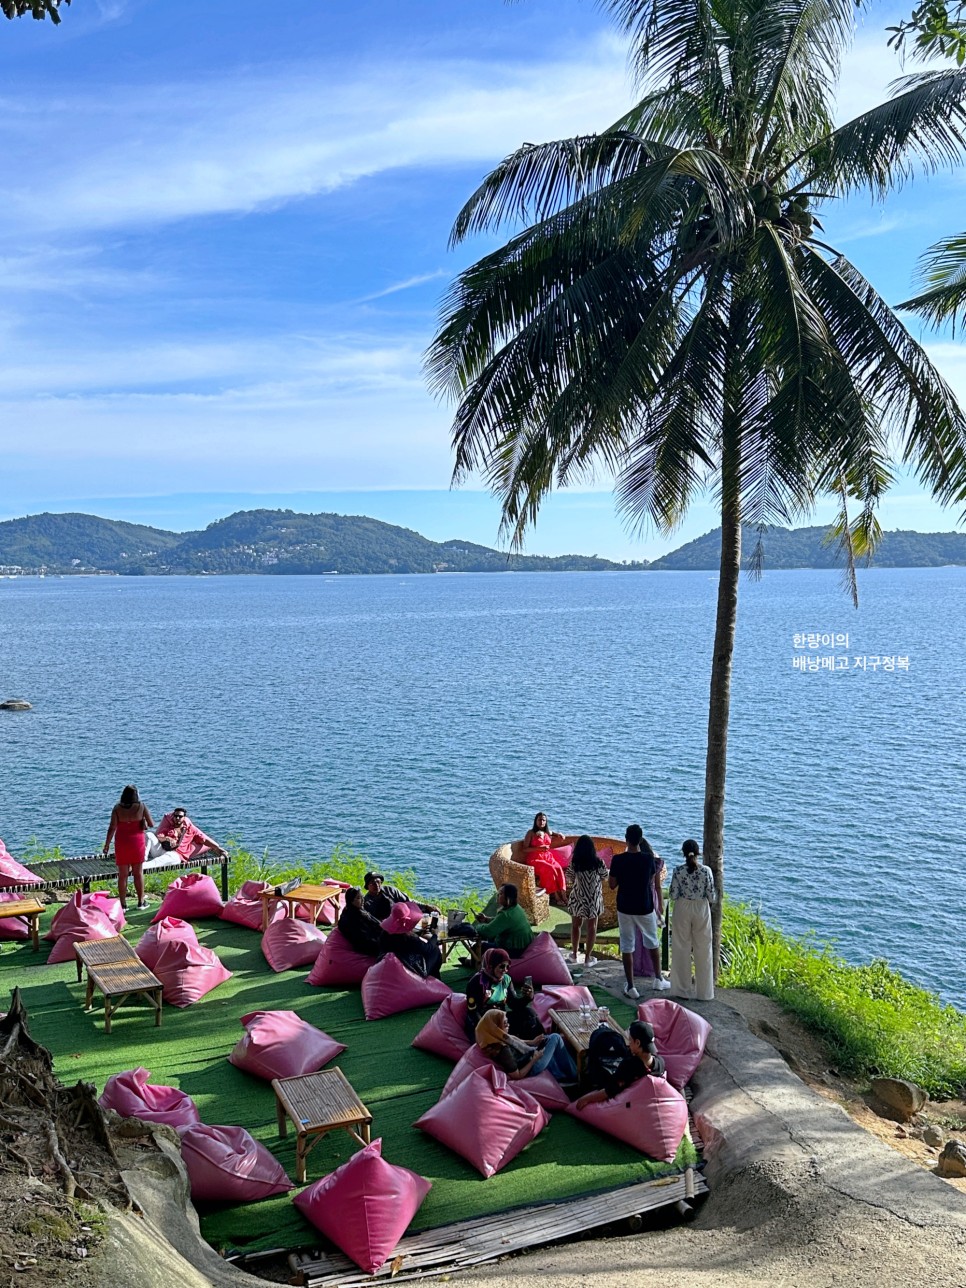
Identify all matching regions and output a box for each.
[436,916,483,968]
[548,1005,626,1082]
[272,1067,373,1183]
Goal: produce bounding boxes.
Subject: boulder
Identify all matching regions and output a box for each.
[870,1077,928,1122]
[937,1140,966,1178]
[923,1124,945,1149]
[0,698,31,711]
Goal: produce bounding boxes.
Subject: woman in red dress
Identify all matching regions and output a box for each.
[103,784,154,910]
[521,811,568,899]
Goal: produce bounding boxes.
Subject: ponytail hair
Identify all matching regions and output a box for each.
[682,838,700,872]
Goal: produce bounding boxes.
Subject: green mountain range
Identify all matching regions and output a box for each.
[0,510,962,575]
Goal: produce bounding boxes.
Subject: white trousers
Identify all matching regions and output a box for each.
[669,898,714,1001]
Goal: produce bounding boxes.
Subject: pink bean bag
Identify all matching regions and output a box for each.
[531,984,596,1032]
[46,891,126,941]
[179,1124,292,1202]
[381,901,424,934]
[416,1064,549,1177]
[306,926,373,988]
[638,997,712,1089]
[510,932,572,988]
[440,1043,569,1113]
[293,1138,431,1273]
[0,892,31,940]
[152,872,224,923]
[98,1067,200,1132]
[46,904,119,965]
[361,953,451,1021]
[411,994,470,1061]
[228,1010,345,1081]
[261,918,328,972]
[567,1072,689,1161]
[221,881,281,931]
[136,919,231,1007]
[0,841,40,887]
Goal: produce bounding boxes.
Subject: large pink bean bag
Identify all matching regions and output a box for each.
[531,984,596,1032]
[136,916,199,967]
[293,1138,431,1273]
[0,841,40,887]
[411,994,470,1061]
[261,918,328,972]
[0,892,31,940]
[361,953,451,1021]
[228,1010,345,1081]
[306,926,373,988]
[46,905,119,964]
[510,932,572,988]
[440,1043,569,1113]
[136,919,231,1007]
[567,1073,689,1161]
[46,891,126,940]
[152,872,224,923]
[416,1064,549,1177]
[221,881,281,932]
[98,1067,201,1132]
[638,997,712,1089]
[179,1124,292,1202]
[381,901,424,934]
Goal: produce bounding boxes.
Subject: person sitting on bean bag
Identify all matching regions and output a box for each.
[362,872,438,921]
[476,1007,577,1084]
[472,883,533,957]
[505,976,544,1041]
[339,888,442,978]
[465,948,536,1039]
[574,1019,667,1110]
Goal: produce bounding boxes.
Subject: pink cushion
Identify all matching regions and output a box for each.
[0,842,41,887]
[306,926,373,988]
[361,953,451,1021]
[551,844,574,868]
[440,1043,569,1113]
[531,984,596,1032]
[46,890,126,942]
[98,1067,200,1132]
[313,886,347,926]
[598,846,614,869]
[567,1073,689,1161]
[152,872,224,922]
[0,891,31,939]
[179,1124,292,1201]
[637,997,712,1089]
[136,919,231,1007]
[411,994,470,1061]
[46,905,118,964]
[293,1138,431,1273]
[261,918,328,972]
[228,1010,345,1081]
[381,901,424,934]
[221,882,281,931]
[416,1064,549,1177]
[511,932,572,987]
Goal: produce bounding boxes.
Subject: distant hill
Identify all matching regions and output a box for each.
[648,524,966,570]
[0,509,646,576]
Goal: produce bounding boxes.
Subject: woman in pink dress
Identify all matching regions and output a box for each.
[521,811,568,899]
[103,785,154,910]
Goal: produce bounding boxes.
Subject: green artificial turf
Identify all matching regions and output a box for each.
[0,908,696,1256]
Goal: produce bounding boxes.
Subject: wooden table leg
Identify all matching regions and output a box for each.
[104,996,113,1034]
[276,1096,287,1138]
[29,913,40,952]
[85,974,94,1010]
[296,1130,307,1184]
[154,988,163,1027]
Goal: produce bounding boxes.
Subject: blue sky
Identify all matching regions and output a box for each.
[1,0,965,559]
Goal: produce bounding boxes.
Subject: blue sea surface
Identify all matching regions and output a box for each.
[0,568,963,1005]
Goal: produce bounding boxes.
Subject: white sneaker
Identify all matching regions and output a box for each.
[650,977,671,991]
[583,957,599,968]
[136,900,149,911]
[622,983,641,1000]
[567,952,579,963]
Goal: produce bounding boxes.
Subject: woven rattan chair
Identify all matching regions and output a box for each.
[487,844,550,926]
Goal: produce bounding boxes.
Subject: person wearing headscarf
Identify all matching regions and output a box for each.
[475,1008,577,1083]
[464,948,518,1038]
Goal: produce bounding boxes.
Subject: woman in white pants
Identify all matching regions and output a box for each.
[668,839,716,1001]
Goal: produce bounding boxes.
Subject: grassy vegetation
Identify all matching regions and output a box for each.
[720,900,966,1098]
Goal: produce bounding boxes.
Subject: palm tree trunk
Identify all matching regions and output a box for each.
[704,340,743,980]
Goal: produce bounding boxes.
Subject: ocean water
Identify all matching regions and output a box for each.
[0,568,963,1005]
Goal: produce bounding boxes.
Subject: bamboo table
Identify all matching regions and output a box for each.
[260,881,344,931]
[0,898,45,950]
[548,1007,625,1081]
[74,935,163,1033]
[272,1067,372,1183]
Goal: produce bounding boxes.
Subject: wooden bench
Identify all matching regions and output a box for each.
[0,898,45,950]
[74,935,163,1034]
[0,851,233,900]
[272,1067,372,1183]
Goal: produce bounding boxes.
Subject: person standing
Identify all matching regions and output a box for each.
[567,834,607,967]
[608,824,670,999]
[668,838,716,1001]
[104,784,154,911]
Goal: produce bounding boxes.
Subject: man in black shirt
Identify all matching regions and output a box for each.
[608,824,669,1000]
[362,871,437,921]
[574,1020,667,1110]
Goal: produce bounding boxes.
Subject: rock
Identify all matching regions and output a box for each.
[923,1125,945,1149]
[758,1020,781,1041]
[937,1140,966,1178]
[870,1077,928,1122]
[0,698,31,711]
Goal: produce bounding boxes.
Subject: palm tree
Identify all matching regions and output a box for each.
[427,0,966,972]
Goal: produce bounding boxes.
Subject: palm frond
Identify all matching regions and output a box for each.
[898,230,966,330]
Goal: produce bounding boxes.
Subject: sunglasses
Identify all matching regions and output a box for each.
[173,812,186,820]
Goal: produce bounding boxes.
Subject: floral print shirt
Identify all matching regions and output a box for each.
[668,862,716,903]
